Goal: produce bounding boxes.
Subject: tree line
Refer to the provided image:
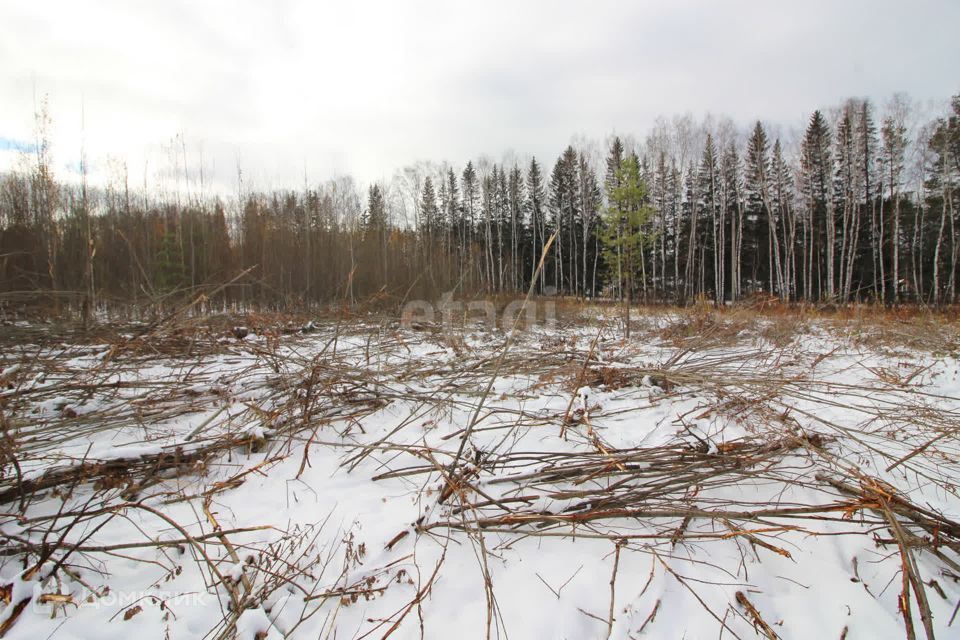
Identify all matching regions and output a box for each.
[1,92,958,317]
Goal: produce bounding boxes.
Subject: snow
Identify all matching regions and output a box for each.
[227,563,246,583]
[1,312,959,638]
[236,607,272,639]
[1,363,21,379]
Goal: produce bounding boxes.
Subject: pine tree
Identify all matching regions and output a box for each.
[605,137,625,195]
[744,122,779,296]
[364,184,388,287]
[800,110,833,300]
[680,161,698,301]
[526,158,547,292]
[437,169,453,257]
[833,102,861,302]
[442,168,461,274]
[507,165,525,291]
[721,144,743,302]
[549,147,580,294]
[604,138,626,297]
[419,176,439,239]
[365,184,387,231]
[600,154,654,335]
[857,100,879,299]
[697,134,721,301]
[461,162,479,287]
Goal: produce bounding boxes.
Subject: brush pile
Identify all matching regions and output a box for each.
[0,307,959,638]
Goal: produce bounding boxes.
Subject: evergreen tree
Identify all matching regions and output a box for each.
[600,154,654,335]
[364,184,387,231]
[680,161,697,300]
[698,134,722,300]
[6,91,960,310]
[496,167,510,291]
[444,168,460,231]
[721,144,744,301]
[833,102,861,301]
[445,168,462,272]
[526,158,547,291]
[800,110,833,300]
[461,162,480,286]
[605,136,625,195]
[857,100,879,298]
[549,147,580,293]
[462,161,479,233]
[507,165,525,291]
[419,176,439,238]
[744,122,776,295]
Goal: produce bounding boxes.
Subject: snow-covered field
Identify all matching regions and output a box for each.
[1,309,959,639]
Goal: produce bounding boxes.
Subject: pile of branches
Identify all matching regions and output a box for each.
[0,314,401,638]
[360,315,960,639]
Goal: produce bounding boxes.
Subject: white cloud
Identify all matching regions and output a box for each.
[1,0,957,191]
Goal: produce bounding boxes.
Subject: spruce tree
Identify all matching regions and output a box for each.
[800,110,833,300]
[507,165,525,291]
[857,100,879,299]
[365,184,387,231]
[744,122,775,295]
[681,161,698,301]
[721,144,743,302]
[698,134,722,301]
[461,162,479,287]
[549,147,580,294]
[600,154,654,335]
[833,103,860,301]
[419,176,439,239]
[526,158,547,291]
[605,137,625,196]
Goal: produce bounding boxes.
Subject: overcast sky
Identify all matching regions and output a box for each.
[1,0,958,192]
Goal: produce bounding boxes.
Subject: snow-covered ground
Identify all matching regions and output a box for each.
[1,310,959,639]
